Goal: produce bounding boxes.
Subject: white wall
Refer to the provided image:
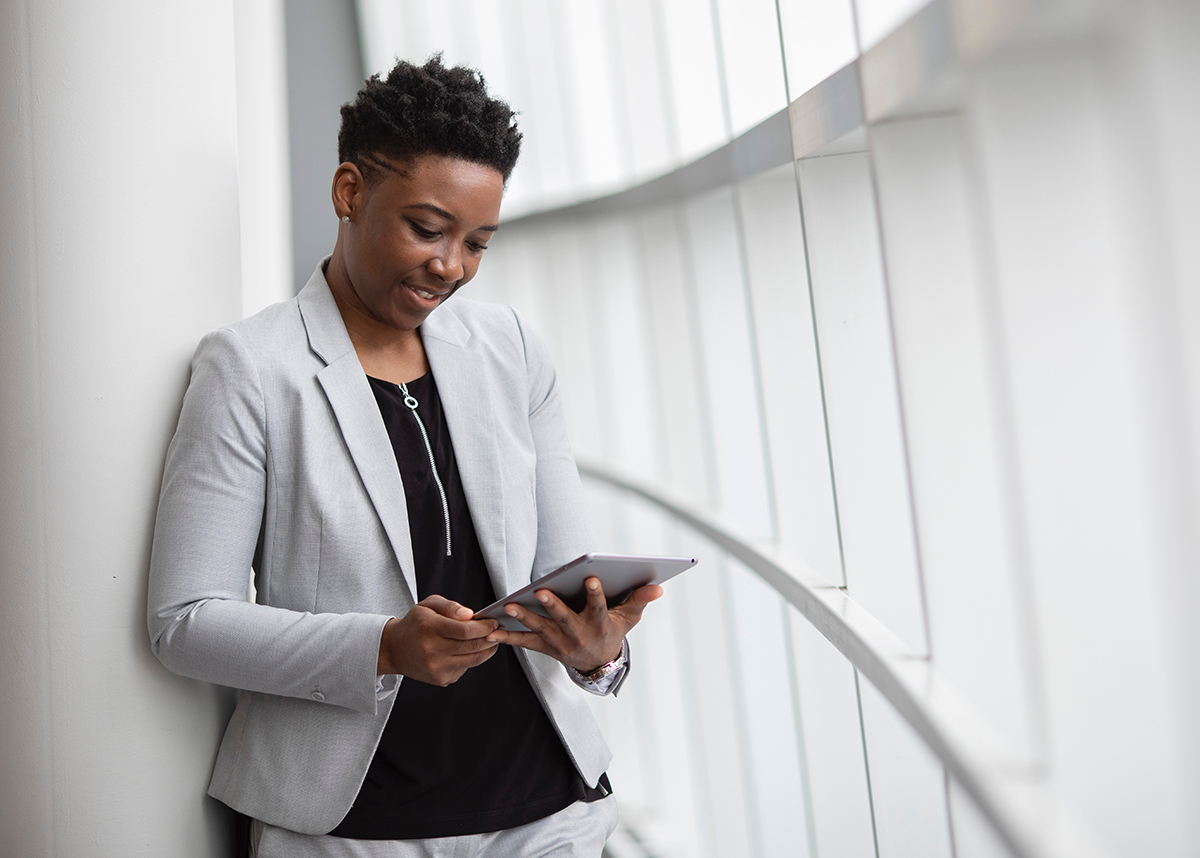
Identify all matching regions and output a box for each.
[0,2,245,855]
[234,0,295,317]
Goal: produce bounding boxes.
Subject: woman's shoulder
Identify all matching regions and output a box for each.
[225,297,307,350]
[430,297,556,382]
[190,297,312,380]
[434,294,520,329]
[425,295,529,351]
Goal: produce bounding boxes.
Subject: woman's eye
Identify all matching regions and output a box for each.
[410,222,439,239]
[467,241,489,253]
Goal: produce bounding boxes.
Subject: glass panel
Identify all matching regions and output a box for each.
[727,561,812,858]
[681,188,774,540]
[487,230,554,342]
[464,233,509,305]
[672,548,756,858]
[615,497,706,857]
[738,165,844,584]
[853,0,927,51]
[637,206,712,504]
[355,0,409,76]
[795,152,927,654]
[589,216,662,477]
[543,221,605,458]
[611,0,674,179]
[948,779,1014,858]
[515,0,576,204]
[858,680,954,858]
[968,51,1187,856]
[589,635,653,810]
[775,0,858,98]
[656,0,729,160]
[553,1,629,194]
[355,0,545,211]
[787,609,877,858]
[468,0,536,211]
[869,115,1037,759]
[712,0,788,134]
[389,0,461,66]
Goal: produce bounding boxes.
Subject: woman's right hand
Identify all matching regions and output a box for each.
[376,595,499,686]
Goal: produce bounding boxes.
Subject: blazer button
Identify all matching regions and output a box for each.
[310,690,325,702]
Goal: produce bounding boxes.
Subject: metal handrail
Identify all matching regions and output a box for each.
[577,456,1110,858]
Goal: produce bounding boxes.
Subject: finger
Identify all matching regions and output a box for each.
[452,639,499,663]
[583,577,608,622]
[502,601,553,634]
[428,641,499,686]
[463,643,499,667]
[421,594,474,621]
[487,628,553,657]
[440,617,502,640]
[488,607,569,653]
[449,635,501,654]
[534,589,582,627]
[619,583,664,608]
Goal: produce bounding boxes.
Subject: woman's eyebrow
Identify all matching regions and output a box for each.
[405,202,499,232]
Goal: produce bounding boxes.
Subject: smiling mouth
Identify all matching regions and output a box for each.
[408,283,449,302]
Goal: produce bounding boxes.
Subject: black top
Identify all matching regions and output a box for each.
[328,372,607,840]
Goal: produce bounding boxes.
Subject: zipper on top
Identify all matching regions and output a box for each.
[398,381,452,557]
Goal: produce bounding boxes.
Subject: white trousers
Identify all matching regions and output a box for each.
[251,796,619,858]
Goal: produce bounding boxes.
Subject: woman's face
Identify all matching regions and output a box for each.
[336,154,505,333]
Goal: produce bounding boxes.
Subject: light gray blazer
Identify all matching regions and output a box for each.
[147,265,610,835]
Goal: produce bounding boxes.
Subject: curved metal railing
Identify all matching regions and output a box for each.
[577,457,1110,858]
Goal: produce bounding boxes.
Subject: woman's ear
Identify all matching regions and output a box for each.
[331,161,366,221]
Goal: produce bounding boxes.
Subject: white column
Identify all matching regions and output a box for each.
[234,0,295,318]
[0,2,244,856]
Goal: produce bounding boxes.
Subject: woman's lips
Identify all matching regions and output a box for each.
[405,282,448,306]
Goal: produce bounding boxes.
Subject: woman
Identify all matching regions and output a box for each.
[147,56,661,857]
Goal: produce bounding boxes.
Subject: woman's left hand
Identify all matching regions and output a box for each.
[486,577,663,672]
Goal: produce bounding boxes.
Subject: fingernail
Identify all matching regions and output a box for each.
[537,592,549,604]
[587,580,599,591]
[505,606,518,616]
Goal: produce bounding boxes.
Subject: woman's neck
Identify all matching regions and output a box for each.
[326,260,430,385]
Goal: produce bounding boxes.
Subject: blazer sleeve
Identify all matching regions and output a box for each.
[147,328,393,715]
[512,308,633,697]
[512,308,600,582]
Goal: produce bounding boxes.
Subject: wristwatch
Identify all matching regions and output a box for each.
[573,638,628,683]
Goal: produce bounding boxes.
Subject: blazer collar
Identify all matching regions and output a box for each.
[422,313,509,598]
[296,261,356,365]
[420,297,472,349]
[298,264,418,603]
[296,262,508,605]
[295,260,472,357]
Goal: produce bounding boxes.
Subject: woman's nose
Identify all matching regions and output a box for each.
[428,245,464,282]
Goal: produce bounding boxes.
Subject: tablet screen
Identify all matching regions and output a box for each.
[474,553,697,630]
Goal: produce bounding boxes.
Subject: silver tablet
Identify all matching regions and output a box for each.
[474,552,698,631]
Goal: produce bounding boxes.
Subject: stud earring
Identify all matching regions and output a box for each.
[341,215,350,225]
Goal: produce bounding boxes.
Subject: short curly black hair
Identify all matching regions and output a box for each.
[338,54,522,185]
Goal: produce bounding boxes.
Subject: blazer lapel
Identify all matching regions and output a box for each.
[298,270,418,603]
[423,307,509,598]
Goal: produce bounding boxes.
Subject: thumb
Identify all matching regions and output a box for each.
[611,584,664,627]
[421,594,474,620]
[627,584,664,607]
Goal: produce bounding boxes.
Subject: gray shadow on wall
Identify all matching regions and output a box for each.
[283,0,365,295]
